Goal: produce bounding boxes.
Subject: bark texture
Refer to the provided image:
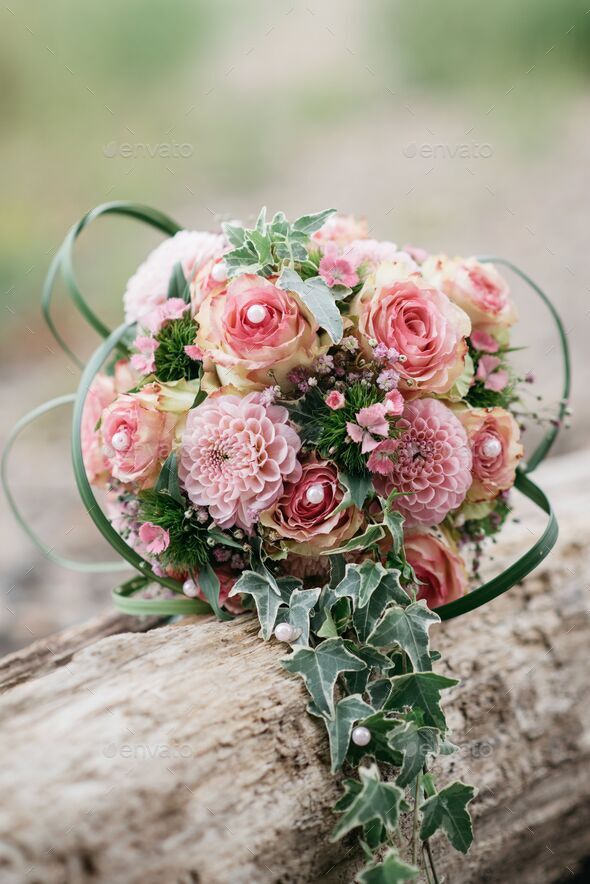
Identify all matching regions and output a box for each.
[0,451,588,884]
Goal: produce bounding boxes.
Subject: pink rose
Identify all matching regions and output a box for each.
[424,256,517,330]
[352,263,471,396]
[194,273,326,391]
[260,457,364,555]
[101,394,176,488]
[457,406,524,502]
[190,254,229,312]
[81,373,116,485]
[404,530,467,609]
[138,522,170,555]
[326,390,346,410]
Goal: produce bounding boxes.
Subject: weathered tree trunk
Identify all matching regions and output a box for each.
[0,451,588,884]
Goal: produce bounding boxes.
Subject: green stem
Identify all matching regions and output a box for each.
[424,839,440,884]
[422,846,434,884]
[412,771,421,866]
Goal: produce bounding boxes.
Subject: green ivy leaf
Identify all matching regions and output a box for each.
[339,472,373,509]
[357,848,419,883]
[224,241,260,276]
[368,602,441,672]
[346,710,403,767]
[309,694,374,772]
[221,220,245,247]
[248,228,273,266]
[420,781,476,854]
[229,571,283,640]
[292,207,336,235]
[276,587,321,647]
[277,267,343,344]
[325,524,384,555]
[154,452,184,504]
[281,637,366,717]
[331,764,404,841]
[167,261,189,302]
[366,679,393,710]
[379,501,405,558]
[335,560,386,609]
[343,643,393,695]
[389,721,440,788]
[385,672,458,731]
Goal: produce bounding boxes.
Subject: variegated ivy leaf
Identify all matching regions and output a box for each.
[277,267,343,344]
[356,848,419,884]
[335,561,387,609]
[281,637,366,717]
[366,678,393,710]
[221,220,245,247]
[308,694,374,772]
[338,472,373,510]
[388,720,440,788]
[385,672,458,731]
[334,562,408,643]
[331,764,404,841]
[346,710,403,767]
[228,571,283,640]
[379,499,405,558]
[368,601,441,672]
[292,207,336,235]
[311,584,350,638]
[275,586,321,647]
[420,781,477,854]
[342,643,393,695]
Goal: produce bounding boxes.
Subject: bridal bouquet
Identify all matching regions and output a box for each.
[7,204,569,882]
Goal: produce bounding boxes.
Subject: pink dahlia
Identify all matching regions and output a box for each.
[179,392,302,530]
[371,398,472,527]
[123,230,226,323]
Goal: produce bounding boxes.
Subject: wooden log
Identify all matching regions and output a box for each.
[0,450,588,884]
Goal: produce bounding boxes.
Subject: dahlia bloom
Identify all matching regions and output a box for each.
[101,394,176,488]
[123,230,226,323]
[194,273,327,391]
[404,530,467,609]
[456,406,523,502]
[179,391,302,530]
[371,398,472,527]
[81,373,116,485]
[260,457,363,555]
[352,263,471,397]
[423,255,517,331]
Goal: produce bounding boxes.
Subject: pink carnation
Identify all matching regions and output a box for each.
[476,355,509,392]
[130,335,159,375]
[470,330,499,353]
[319,252,359,288]
[326,390,346,410]
[179,392,302,530]
[385,389,404,415]
[138,522,170,555]
[123,230,226,323]
[371,398,472,527]
[347,402,391,454]
[143,297,188,335]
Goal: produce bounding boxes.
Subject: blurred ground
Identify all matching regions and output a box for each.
[1,0,588,653]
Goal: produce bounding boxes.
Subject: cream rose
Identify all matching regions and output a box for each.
[456,406,524,501]
[194,273,327,391]
[352,262,471,396]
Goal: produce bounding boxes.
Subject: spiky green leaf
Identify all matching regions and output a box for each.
[309,694,374,772]
[331,765,404,841]
[368,602,440,672]
[167,261,189,302]
[389,721,440,787]
[154,452,184,504]
[229,570,283,640]
[277,267,343,343]
[357,848,419,883]
[385,672,458,731]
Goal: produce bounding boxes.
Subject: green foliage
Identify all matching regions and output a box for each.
[154,314,202,382]
[229,570,286,640]
[331,765,404,841]
[466,378,518,410]
[357,848,419,883]
[309,694,374,772]
[420,781,476,854]
[277,266,343,343]
[167,261,190,302]
[275,586,321,647]
[368,602,440,672]
[385,672,459,731]
[389,721,440,788]
[137,488,209,571]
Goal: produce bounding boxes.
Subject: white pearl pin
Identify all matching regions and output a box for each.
[305,483,325,505]
[246,303,267,325]
[210,261,228,282]
[274,623,302,643]
[351,726,371,747]
[482,437,502,458]
[182,578,199,598]
[111,430,130,452]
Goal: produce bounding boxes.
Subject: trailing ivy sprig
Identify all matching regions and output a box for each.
[231,545,477,881]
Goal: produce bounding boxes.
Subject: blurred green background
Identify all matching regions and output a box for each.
[1,0,588,649]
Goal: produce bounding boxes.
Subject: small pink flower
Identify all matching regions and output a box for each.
[470,330,499,353]
[319,252,359,288]
[385,389,404,415]
[184,344,204,361]
[130,335,159,375]
[403,244,429,264]
[326,390,346,410]
[138,522,170,555]
[144,298,189,334]
[346,402,390,453]
[367,437,397,476]
[476,355,509,392]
